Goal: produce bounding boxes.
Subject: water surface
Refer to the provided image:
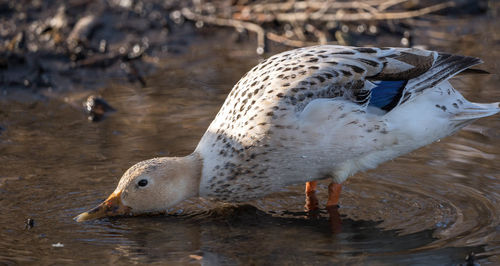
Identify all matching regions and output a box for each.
[1,17,499,265]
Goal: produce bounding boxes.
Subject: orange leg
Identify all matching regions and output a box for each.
[304,181,319,212]
[326,183,342,207]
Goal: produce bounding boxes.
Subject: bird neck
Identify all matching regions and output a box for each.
[178,152,203,199]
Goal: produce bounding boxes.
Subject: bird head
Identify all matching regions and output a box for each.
[74,155,201,222]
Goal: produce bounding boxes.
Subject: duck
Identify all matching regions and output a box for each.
[75,45,500,222]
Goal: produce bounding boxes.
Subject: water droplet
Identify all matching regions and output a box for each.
[99,39,107,53]
[52,242,64,248]
[132,44,141,54]
[341,25,349,33]
[401,37,409,46]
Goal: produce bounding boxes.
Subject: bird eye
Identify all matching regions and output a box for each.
[138,179,148,187]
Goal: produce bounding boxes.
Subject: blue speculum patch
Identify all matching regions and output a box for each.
[369,80,407,110]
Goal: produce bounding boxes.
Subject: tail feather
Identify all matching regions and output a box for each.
[451,102,500,121]
[457,68,490,75]
[402,54,482,103]
[412,53,482,92]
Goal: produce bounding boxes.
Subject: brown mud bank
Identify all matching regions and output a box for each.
[0,0,492,92]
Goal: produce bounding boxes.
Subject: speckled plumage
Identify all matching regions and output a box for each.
[75,45,500,222]
[194,45,499,202]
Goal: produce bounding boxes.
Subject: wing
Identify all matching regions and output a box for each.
[202,45,481,146]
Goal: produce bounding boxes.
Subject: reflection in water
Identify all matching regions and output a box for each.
[93,207,484,265]
[0,18,499,265]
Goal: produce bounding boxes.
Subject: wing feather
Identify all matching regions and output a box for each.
[203,45,482,145]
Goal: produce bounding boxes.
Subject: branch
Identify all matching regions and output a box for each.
[266,32,327,47]
[252,1,455,22]
[181,8,266,54]
[182,0,456,54]
[377,0,411,12]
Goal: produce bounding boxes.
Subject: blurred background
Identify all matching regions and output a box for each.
[0,0,497,91]
[1,0,499,265]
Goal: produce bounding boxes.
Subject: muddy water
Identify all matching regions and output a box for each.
[1,18,500,265]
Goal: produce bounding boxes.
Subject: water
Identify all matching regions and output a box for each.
[1,17,500,265]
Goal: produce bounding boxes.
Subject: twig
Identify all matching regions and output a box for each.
[377,0,410,12]
[181,8,266,54]
[305,24,327,44]
[252,2,455,22]
[334,31,347,46]
[292,21,307,41]
[266,32,333,47]
[249,1,382,13]
[182,0,456,54]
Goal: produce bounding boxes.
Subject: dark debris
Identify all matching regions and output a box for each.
[25,218,35,229]
[463,252,480,266]
[85,95,115,122]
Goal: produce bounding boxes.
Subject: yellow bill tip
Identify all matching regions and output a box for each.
[73,212,91,222]
[74,191,130,222]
